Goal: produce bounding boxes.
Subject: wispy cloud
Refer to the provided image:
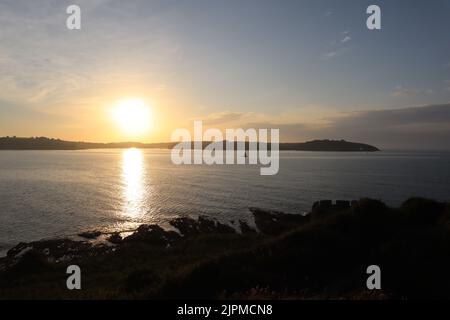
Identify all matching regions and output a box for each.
[323,31,352,60]
[391,86,414,97]
[322,48,348,60]
[196,112,245,126]
[323,51,338,59]
[341,36,351,43]
[0,0,180,108]
[391,86,436,97]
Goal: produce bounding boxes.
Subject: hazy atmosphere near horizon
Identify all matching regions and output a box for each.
[1,0,450,303]
[0,0,450,149]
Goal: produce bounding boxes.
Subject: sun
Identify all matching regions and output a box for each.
[112,98,152,136]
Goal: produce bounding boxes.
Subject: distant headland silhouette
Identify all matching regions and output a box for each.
[0,136,380,152]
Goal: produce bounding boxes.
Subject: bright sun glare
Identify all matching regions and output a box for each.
[113,98,152,136]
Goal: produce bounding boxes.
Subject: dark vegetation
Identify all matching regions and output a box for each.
[0,136,379,151]
[0,197,448,299]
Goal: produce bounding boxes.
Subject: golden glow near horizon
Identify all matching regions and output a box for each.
[112,98,152,137]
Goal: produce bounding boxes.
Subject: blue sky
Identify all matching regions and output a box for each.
[0,0,449,149]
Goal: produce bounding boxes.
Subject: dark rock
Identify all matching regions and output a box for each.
[4,238,108,269]
[239,220,256,234]
[202,217,235,234]
[78,230,102,239]
[198,216,219,233]
[7,242,30,258]
[107,232,122,244]
[312,200,353,219]
[10,250,49,274]
[170,216,235,237]
[312,201,333,219]
[123,224,181,245]
[169,217,200,237]
[249,207,308,235]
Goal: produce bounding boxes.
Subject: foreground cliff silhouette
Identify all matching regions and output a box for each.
[1,197,449,299]
[0,137,379,151]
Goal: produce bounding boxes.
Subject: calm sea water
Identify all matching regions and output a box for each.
[0,149,449,255]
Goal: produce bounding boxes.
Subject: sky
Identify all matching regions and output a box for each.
[0,0,449,149]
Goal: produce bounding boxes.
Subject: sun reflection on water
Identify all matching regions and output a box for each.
[121,148,145,219]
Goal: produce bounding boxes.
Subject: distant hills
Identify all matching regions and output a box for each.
[281,139,380,152]
[0,137,169,150]
[0,137,379,152]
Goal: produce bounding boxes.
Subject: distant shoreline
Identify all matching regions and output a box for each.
[0,137,380,152]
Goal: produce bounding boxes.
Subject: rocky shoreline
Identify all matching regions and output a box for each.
[1,206,310,269]
[1,197,449,299]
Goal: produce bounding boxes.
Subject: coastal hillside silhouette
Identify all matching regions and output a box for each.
[0,137,380,152]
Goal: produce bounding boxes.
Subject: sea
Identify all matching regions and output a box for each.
[0,149,449,256]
